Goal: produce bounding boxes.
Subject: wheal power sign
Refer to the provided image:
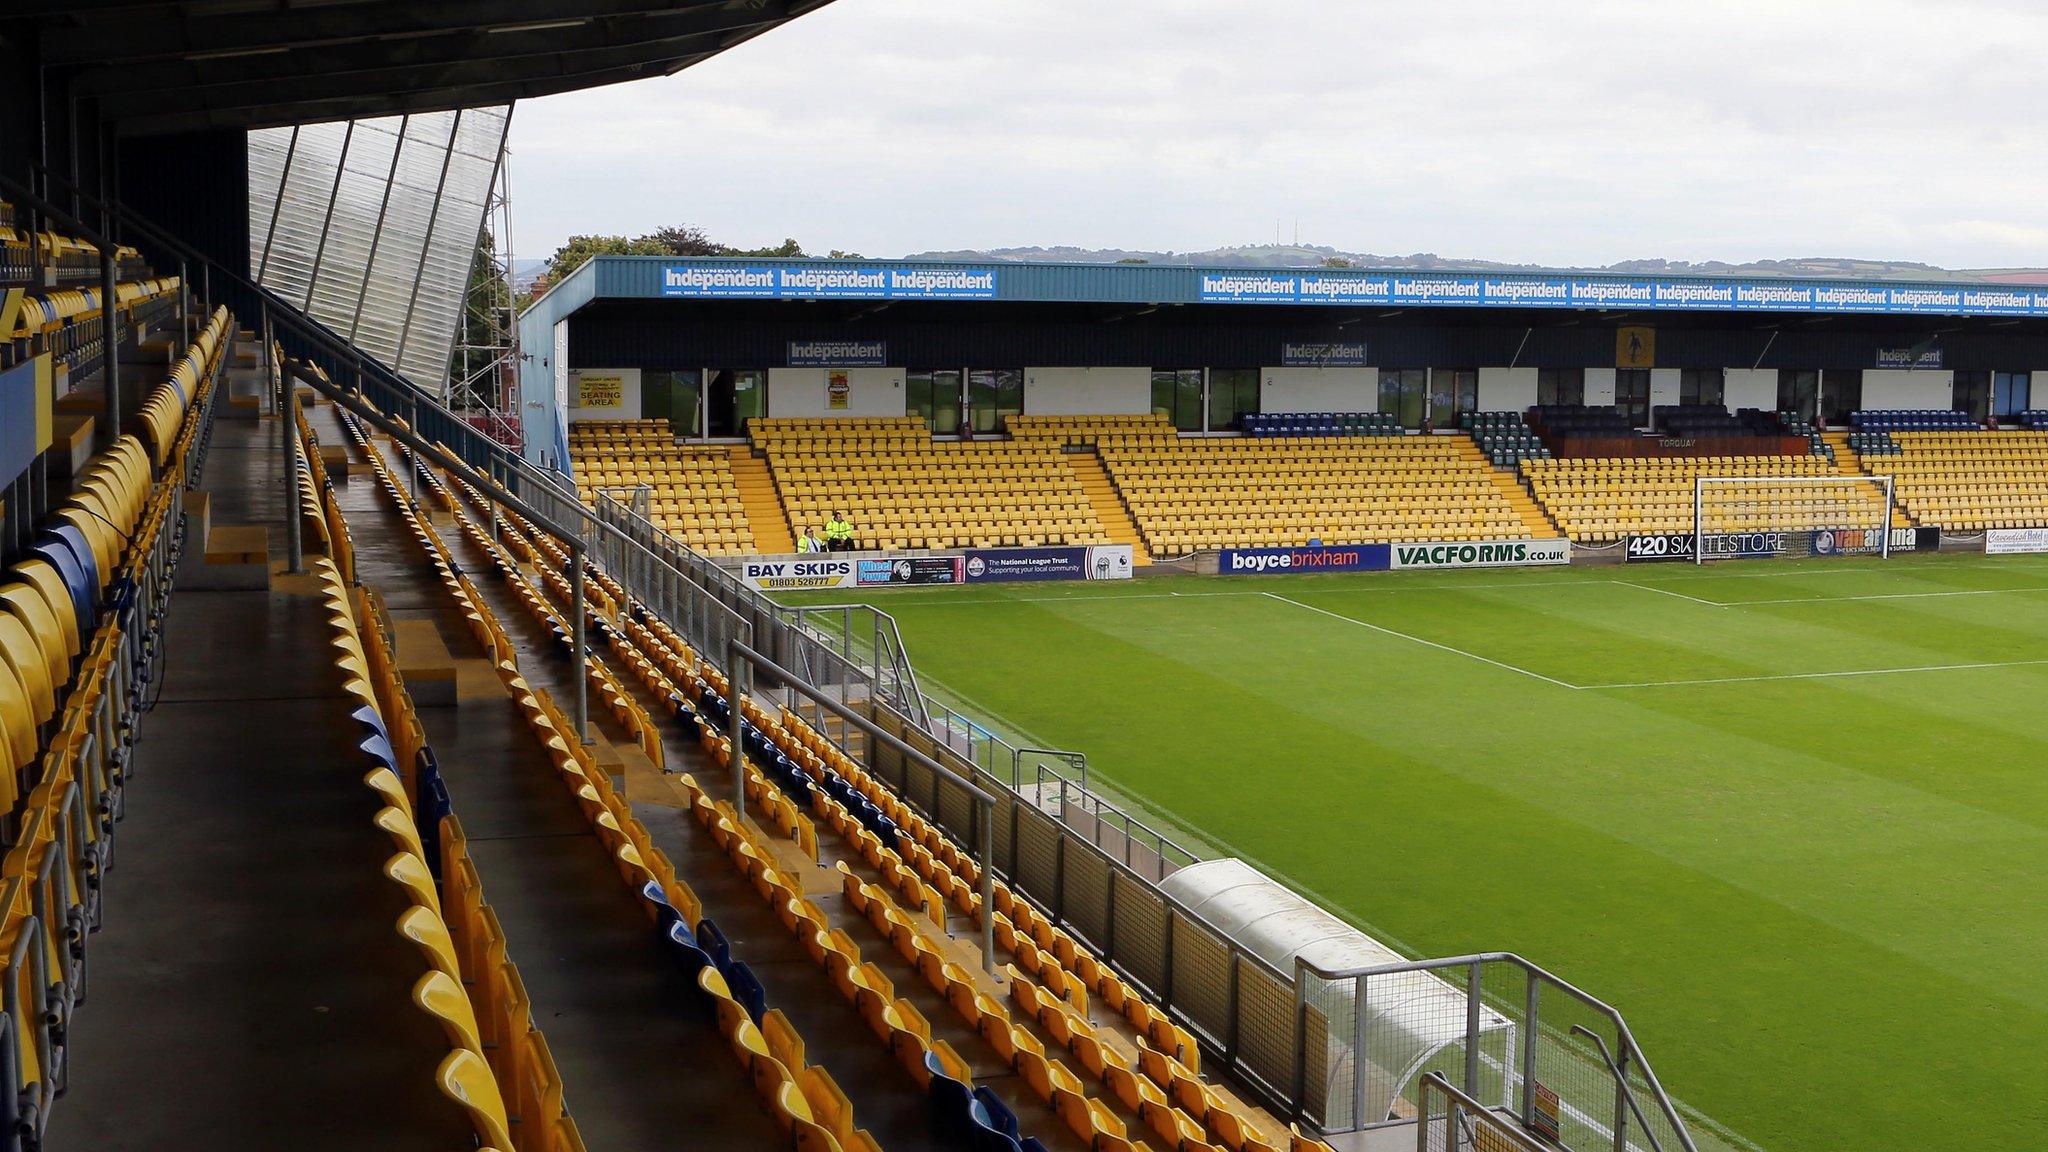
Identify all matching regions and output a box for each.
[1390,539,1571,569]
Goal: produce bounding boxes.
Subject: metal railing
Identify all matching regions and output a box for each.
[1416,1072,1546,1152]
[69,179,1719,1152]
[0,300,219,1149]
[1295,952,1705,1152]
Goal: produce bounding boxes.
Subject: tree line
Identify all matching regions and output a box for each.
[531,225,859,303]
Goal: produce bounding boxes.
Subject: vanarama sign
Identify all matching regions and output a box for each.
[1390,539,1570,569]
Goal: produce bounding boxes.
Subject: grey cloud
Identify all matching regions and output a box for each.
[511,0,2048,268]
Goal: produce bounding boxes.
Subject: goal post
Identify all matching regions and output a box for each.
[1693,474,1896,564]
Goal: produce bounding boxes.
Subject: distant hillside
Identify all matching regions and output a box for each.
[900,243,2048,284]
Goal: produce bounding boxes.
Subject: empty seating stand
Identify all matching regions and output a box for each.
[1857,429,2048,530]
[1098,426,1535,555]
[755,416,1109,550]
[1528,404,1637,437]
[1850,409,1982,433]
[1461,411,1549,467]
[568,420,756,555]
[1241,412,1398,437]
[1522,454,1882,543]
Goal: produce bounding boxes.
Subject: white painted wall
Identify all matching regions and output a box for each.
[1261,367,1379,413]
[1477,368,1537,412]
[1583,368,1617,406]
[768,367,906,417]
[1650,368,1682,408]
[567,367,641,422]
[1861,369,1953,409]
[1024,367,1151,414]
[1724,369,1777,411]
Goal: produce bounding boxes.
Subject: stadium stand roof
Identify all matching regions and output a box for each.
[529,254,2048,325]
[12,0,836,136]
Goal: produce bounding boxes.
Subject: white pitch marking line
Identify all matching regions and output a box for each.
[1724,586,2048,606]
[1583,657,2048,690]
[1259,591,1582,690]
[1610,580,1727,607]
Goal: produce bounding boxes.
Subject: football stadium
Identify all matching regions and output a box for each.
[0,5,2043,1152]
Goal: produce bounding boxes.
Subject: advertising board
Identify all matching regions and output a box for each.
[1623,534,1695,563]
[1217,543,1391,575]
[857,556,965,586]
[1388,539,1570,569]
[963,545,1135,583]
[1986,527,2048,555]
[738,557,856,591]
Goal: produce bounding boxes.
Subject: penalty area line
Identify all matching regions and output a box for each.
[1582,657,2048,690]
[1259,592,1582,690]
[1609,580,1727,607]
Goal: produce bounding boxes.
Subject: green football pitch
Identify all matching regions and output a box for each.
[781,552,2048,1152]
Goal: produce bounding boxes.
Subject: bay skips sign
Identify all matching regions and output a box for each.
[1219,539,1569,574]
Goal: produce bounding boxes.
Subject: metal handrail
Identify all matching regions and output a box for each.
[1295,951,1699,1152]
[1572,1025,1669,1152]
[1416,1072,1546,1152]
[725,637,999,975]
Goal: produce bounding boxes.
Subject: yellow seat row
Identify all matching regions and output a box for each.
[569,426,757,557]
[1523,454,1888,544]
[1103,436,1532,555]
[757,420,1106,550]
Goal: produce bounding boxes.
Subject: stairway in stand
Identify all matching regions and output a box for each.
[1067,451,1152,564]
[1456,438,1564,538]
[1821,430,1915,528]
[728,446,795,553]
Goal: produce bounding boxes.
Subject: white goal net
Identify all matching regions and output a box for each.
[1693,475,1895,563]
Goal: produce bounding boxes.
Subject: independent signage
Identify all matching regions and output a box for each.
[787,340,886,367]
[1875,347,1943,369]
[1279,342,1369,366]
[1218,543,1391,575]
[1194,271,2048,318]
[663,264,997,300]
[1624,534,1697,563]
[1389,539,1571,569]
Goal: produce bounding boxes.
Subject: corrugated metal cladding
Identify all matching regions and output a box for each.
[566,307,2048,371]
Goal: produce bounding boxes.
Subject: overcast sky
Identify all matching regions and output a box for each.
[510,0,2048,269]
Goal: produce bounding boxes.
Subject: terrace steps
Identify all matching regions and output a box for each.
[1067,451,1152,564]
[1456,439,1563,538]
[729,445,796,552]
[1821,430,1915,527]
[1486,469,1565,539]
